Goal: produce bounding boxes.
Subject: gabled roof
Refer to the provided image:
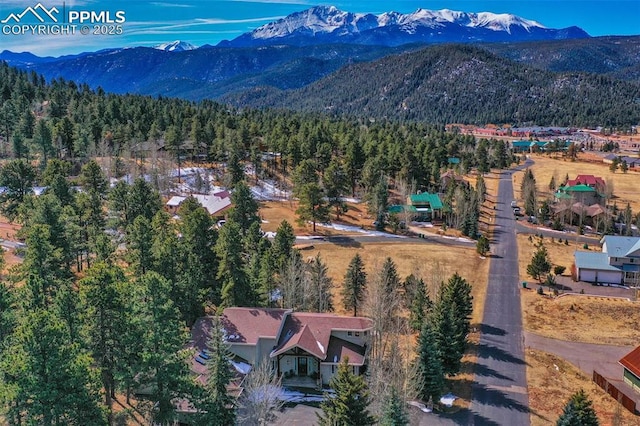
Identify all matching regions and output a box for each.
[325,336,367,366]
[270,312,373,362]
[620,346,640,379]
[574,251,620,272]
[219,308,288,345]
[601,236,640,258]
[566,175,605,188]
[409,193,443,210]
[167,193,232,216]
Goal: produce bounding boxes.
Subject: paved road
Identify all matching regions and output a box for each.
[467,167,530,426]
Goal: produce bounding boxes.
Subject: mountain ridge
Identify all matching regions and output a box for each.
[219,5,589,47]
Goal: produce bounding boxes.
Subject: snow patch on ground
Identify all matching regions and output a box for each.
[278,388,326,403]
[407,400,432,413]
[315,222,406,238]
[250,180,291,201]
[440,393,457,407]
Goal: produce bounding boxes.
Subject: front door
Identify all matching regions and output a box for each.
[298,357,308,376]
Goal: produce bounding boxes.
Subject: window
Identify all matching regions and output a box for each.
[347,331,353,336]
[355,332,360,337]
[364,331,368,336]
[332,365,335,374]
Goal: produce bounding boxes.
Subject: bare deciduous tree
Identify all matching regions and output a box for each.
[237,361,284,426]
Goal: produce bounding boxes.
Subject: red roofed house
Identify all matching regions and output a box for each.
[620,346,640,395]
[565,174,606,193]
[192,308,373,388]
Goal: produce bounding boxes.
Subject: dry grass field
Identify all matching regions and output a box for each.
[523,294,640,346]
[517,234,582,281]
[260,200,373,235]
[512,154,640,212]
[527,349,640,426]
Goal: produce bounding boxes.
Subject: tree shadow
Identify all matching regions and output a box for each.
[479,324,507,336]
[475,342,528,366]
[324,236,362,248]
[460,361,513,382]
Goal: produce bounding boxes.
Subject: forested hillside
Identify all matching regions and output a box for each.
[223,44,640,128]
[483,36,640,81]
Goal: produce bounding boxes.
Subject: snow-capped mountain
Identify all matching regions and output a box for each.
[219,6,589,47]
[154,41,197,52]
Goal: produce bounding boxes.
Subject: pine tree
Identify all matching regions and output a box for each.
[556,389,599,426]
[476,234,490,256]
[216,220,250,308]
[0,309,107,425]
[317,358,375,426]
[134,272,194,425]
[527,244,552,283]
[78,262,129,417]
[126,215,153,276]
[228,180,260,233]
[271,220,295,271]
[323,158,348,219]
[380,387,409,426]
[342,254,366,317]
[196,317,236,426]
[408,276,431,332]
[306,253,334,313]
[295,182,329,233]
[416,319,445,404]
[0,159,36,221]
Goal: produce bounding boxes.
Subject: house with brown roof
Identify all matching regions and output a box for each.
[191,308,373,388]
[620,346,640,395]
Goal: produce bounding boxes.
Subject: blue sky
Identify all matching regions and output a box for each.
[1,1,638,56]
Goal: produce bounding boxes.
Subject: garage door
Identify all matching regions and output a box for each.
[579,269,596,282]
[597,271,622,285]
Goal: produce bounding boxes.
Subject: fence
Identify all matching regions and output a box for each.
[593,371,637,414]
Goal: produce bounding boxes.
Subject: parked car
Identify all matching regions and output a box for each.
[510,200,517,208]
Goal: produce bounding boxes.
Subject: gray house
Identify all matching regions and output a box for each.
[574,236,640,286]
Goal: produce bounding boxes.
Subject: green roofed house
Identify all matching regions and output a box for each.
[573,236,640,286]
[555,184,598,205]
[408,192,443,221]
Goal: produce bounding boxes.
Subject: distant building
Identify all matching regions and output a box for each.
[554,174,606,206]
[573,236,640,286]
[408,192,444,221]
[166,191,232,218]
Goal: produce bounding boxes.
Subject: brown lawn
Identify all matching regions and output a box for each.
[523,294,640,346]
[259,200,372,235]
[512,154,640,212]
[526,349,640,426]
